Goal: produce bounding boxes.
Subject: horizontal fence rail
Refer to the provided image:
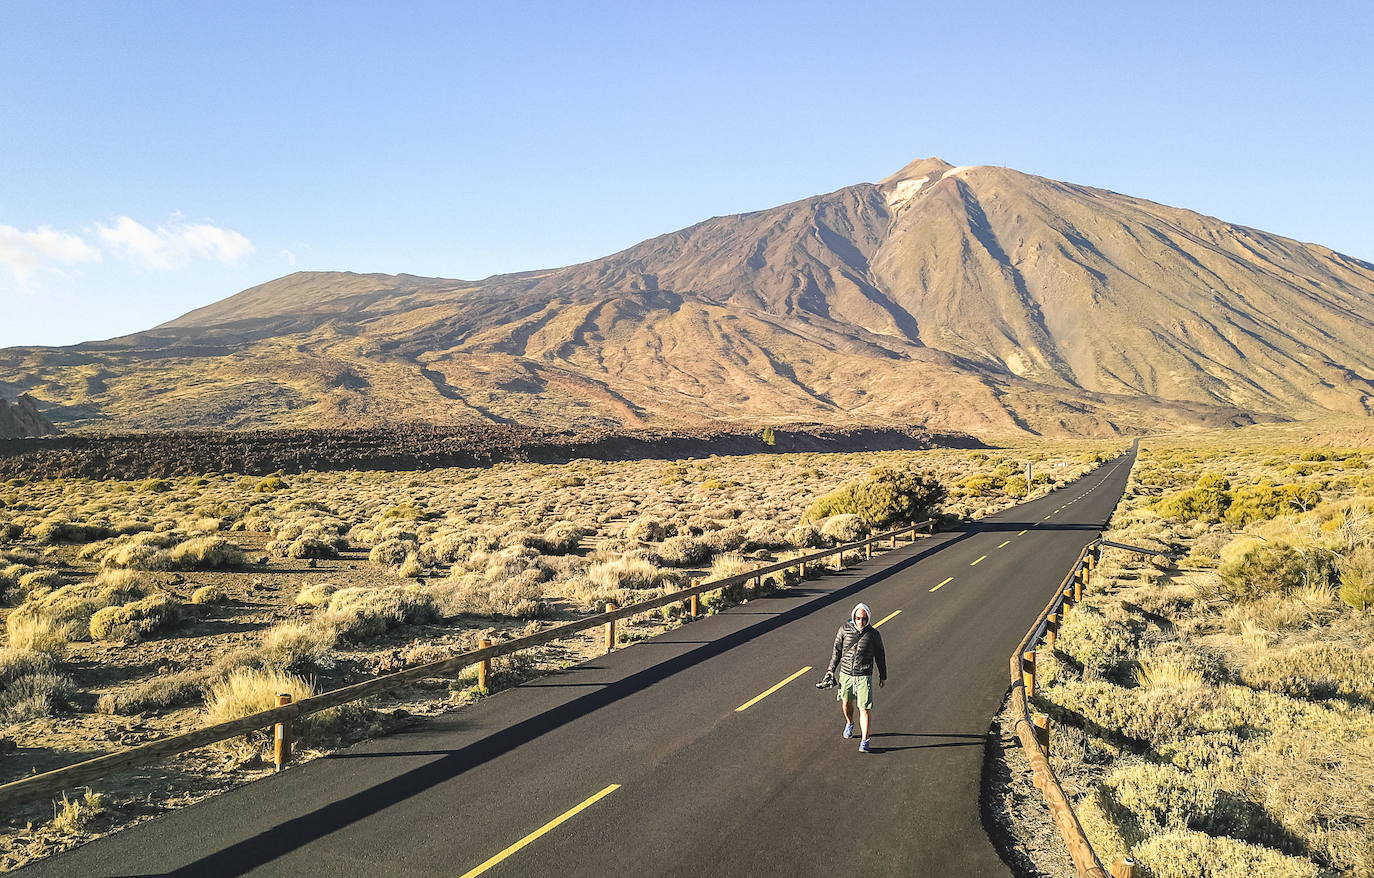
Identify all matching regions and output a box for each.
[0,519,935,810]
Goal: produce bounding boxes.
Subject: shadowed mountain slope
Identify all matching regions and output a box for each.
[3,157,1372,437]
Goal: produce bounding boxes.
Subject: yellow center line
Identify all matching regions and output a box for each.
[997,540,1011,548]
[1044,515,1053,520]
[874,609,902,627]
[930,576,954,592]
[459,783,621,878]
[970,555,987,566]
[735,666,812,712]
[1018,530,1029,536]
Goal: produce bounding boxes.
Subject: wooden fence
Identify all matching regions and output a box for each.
[0,519,935,810]
[1008,541,1138,878]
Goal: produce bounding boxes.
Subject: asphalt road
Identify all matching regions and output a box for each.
[20,450,1135,878]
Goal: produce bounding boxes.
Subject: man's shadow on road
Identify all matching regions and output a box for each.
[863,732,987,754]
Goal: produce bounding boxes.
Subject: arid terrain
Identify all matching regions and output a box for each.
[992,422,1374,877]
[4,158,1372,438]
[0,442,1116,870]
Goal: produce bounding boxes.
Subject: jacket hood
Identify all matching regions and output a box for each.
[851,602,872,625]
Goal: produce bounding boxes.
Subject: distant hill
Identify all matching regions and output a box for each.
[2,156,1372,438]
[0,394,59,439]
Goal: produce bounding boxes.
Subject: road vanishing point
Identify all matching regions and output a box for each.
[20,451,1136,878]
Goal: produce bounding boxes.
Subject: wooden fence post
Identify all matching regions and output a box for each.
[865,541,873,559]
[605,603,618,652]
[689,581,700,618]
[1045,612,1059,649]
[273,693,292,772]
[1073,567,1085,602]
[1110,857,1136,878]
[1032,712,1051,754]
[1022,650,1037,699]
[477,638,492,693]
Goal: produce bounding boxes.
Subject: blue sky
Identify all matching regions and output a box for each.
[3,0,1371,348]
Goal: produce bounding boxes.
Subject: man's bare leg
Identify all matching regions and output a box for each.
[841,697,855,725]
[858,707,872,742]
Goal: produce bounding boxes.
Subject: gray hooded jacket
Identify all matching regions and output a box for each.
[826,602,887,680]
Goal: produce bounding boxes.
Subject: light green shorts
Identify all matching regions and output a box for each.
[836,672,873,709]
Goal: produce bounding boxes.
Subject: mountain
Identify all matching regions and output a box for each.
[3,157,1373,438]
[0,394,59,439]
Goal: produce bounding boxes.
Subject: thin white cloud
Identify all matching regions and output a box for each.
[0,224,102,290]
[96,216,255,270]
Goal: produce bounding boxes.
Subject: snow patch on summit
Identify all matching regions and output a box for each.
[941,165,979,180]
[885,176,929,212]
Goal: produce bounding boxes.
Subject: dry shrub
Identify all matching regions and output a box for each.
[89,594,185,642]
[0,647,75,724]
[280,535,339,559]
[1220,585,1340,635]
[190,584,229,604]
[645,535,710,567]
[1133,650,1214,690]
[1134,830,1319,878]
[623,516,673,542]
[1055,601,1145,681]
[435,572,545,618]
[97,531,182,570]
[819,513,868,543]
[1213,539,1331,603]
[709,553,754,580]
[17,568,63,592]
[1339,545,1374,610]
[168,536,245,569]
[205,668,311,745]
[5,613,71,654]
[8,570,150,641]
[396,554,425,579]
[585,556,682,591]
[785,523,825,548]
[1040,680,1214,744]
[259,621,338,670]
[1240,643,1374,704]
[525,523,591,554]
[321,586,439,640]
[204,668,373,752]
[1247,735,1374,875]
[369,538,415,567]
[97,669,207,715]
[48,789,108,835]
[295,581,339,608]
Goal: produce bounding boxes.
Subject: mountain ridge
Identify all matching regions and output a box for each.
[3,157,1371,439]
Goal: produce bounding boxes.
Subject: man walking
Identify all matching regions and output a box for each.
[826,602,887,753]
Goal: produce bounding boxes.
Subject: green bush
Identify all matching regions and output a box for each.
[1151,473,1231,522]
[1216,541,1331,602]
[802,467,946,529]
[952,473,1004,497]
[1224,483,1320,527]
[1338,545,1374,610]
